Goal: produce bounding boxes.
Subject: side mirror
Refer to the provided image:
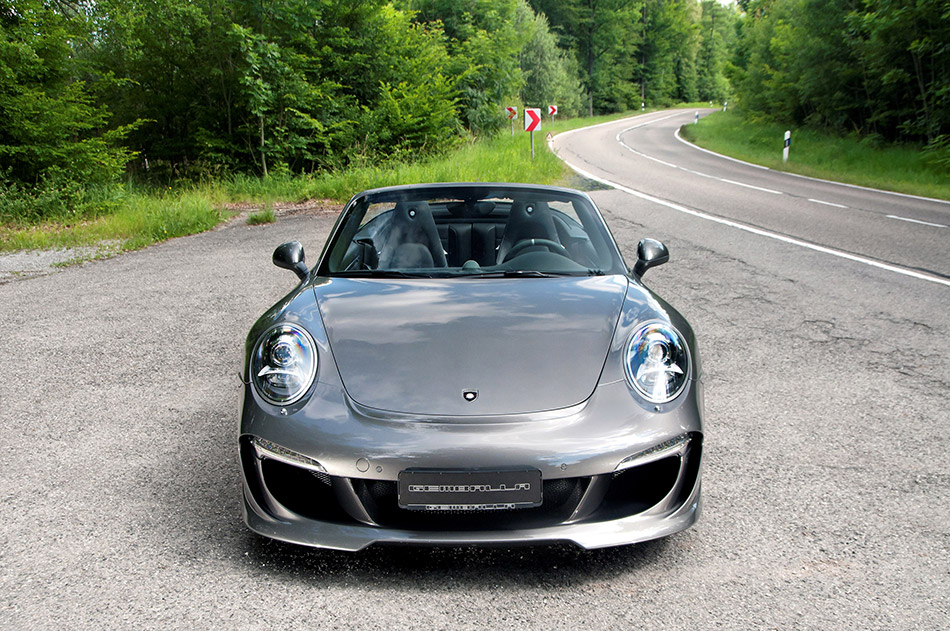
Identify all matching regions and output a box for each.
[273,241,308,280]
[633,238,669,278]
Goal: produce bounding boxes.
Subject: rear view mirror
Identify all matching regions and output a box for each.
[273,241,308,280]
[633,238,669,278]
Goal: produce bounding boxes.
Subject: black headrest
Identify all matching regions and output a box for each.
[393,200,435,224]
[446,200,496,218]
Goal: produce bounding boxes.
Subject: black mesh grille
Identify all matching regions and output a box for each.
[353,477,589,531]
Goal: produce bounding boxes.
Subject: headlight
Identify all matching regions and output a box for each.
[624,322,689,403]
[251,324,317,405]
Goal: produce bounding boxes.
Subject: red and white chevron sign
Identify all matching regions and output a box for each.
[506,106,517,120]
[524,108,541,132]
[548,105,558,116]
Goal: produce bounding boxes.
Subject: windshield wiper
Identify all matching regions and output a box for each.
[331,269,434,278]
[460,269,597,278]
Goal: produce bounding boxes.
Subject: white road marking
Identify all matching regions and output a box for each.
[558,157,950,289]
[616,115,784,195]
[555,110,681,141]
[886,215,948,228]
[808,198,848,209]
[622,146,677,169]
[615,113,683,139]
[720,178,783,195]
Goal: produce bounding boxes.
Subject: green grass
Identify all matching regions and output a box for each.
[0,107,678,254]
[680,110,950,200]
[0,190,222,252]
[246,207,276,225]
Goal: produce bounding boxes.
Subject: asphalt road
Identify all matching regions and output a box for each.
[2,111,948,629]
[555,109,950,282]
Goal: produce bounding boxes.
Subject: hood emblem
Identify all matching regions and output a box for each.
[462,389,478,402]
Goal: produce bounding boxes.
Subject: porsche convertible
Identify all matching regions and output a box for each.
[239,183,704,550]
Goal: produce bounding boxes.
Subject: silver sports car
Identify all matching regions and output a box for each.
[240,183,704,551]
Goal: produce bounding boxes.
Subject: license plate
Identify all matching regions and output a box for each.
[398,469,542,511]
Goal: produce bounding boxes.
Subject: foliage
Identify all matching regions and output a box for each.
[0,0,138,221]
[732,0,950,146]
[402,0,529,135]
[695,1,735,102]
[357,6,463,159]
[531,0,736,114]
[518,4,584,116]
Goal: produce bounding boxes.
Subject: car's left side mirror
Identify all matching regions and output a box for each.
[273,241,309,280]
[633,238,669,278]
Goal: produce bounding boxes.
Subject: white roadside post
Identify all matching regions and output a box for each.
[641,102,645,111]
[695,111,699,124]
[783,130,791,162]
[525,108,541,159]
[506,106,517,137]
[723,101,727,112]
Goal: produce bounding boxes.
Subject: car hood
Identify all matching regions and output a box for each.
[314,276,629,416]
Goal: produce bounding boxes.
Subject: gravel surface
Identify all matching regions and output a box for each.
[1,186,947,628]
[0,244,119,283]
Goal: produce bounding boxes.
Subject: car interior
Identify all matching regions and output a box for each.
[326,192,621,276]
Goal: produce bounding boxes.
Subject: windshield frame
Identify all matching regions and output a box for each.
[314,183,629,278]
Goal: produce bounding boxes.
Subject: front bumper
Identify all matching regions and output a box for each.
[239,377,704,551]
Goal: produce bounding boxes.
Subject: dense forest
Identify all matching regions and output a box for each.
[733,0,948,154]
[0,0,946,222]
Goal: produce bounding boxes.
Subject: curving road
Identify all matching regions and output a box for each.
[554,109,950,283]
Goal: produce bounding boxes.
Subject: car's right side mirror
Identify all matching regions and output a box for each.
[633,238,669,278]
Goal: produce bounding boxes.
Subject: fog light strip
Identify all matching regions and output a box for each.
[252,436,327,473]
[615,433,690,472]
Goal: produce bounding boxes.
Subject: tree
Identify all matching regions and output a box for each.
[637,0,700,107]
[532,0,643,115]
[733,0,948,149]
[402,0,529,135]
[518,4,583,115]
[696,0,735,102]
[0,0,136,218]
[852,0,950,144]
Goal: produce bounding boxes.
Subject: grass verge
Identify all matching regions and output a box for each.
[680,110,950,200]
[0,191,222,252]
[0,107,664,254]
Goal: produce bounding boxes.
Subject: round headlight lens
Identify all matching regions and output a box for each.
[251,324,317,405]
[624,322,689,403]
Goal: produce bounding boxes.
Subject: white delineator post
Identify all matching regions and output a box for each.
[723,101,728,112]
[695,112,699,124]
[783,130,791,162]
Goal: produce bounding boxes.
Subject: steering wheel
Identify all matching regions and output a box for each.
[503,238,570,262]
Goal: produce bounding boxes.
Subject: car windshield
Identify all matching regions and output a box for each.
[319,185,627,278]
